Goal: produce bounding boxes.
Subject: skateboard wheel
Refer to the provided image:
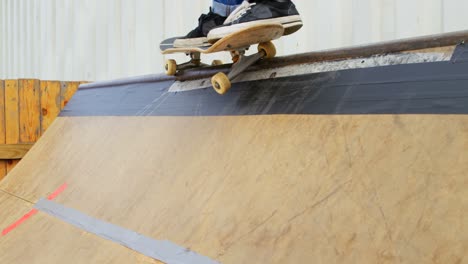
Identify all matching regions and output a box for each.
[258,41,276,59]
[165,59,177,76]
[212,60,223,66]
[211,72,231,95]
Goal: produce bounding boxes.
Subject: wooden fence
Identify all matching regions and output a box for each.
[0,79,83,181]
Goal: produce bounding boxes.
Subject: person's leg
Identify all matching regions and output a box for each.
[212,0,244,17]
[208,0,303,40]
[174,0,243,47]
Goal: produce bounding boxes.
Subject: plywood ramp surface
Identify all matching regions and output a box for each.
[0,115,467,263]
[0,211,162,264]
[0,183,161,264]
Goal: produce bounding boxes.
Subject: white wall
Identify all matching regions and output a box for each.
[1,0,468,81]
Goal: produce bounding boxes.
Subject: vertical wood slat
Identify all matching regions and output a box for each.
[40,81,61,133]
[60,81,80,110]
[0,80,6,180]
[19,79,41,144]
[0,79,82,178]
[4,80,20,173]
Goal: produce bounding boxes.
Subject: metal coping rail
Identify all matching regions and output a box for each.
[80,30,468,89]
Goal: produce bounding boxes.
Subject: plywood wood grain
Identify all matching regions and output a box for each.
[60,81,80,109]
[0,144,34,159]
[4,80,20,172]
[0,115,467,263]
[0,195,161,264]
[18,79,41,143]
[40,81,61,133]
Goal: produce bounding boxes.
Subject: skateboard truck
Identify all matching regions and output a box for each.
[166,53,203,75]
[212,42,276,94]
[165,52,223,76]
[165,41,276,95]
[162,24,283,95]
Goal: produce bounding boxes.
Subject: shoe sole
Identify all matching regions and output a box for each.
[283,21,303,36]
[208,15,303,42]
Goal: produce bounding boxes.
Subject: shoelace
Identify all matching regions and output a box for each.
[230,2,256,22]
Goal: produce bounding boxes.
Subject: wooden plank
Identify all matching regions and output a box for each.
[0,144,34,159]
[60,81,80,110]
[40,81,61,134]
[18,79,41,143]
[0,80,6,180]
[4,80,20,173]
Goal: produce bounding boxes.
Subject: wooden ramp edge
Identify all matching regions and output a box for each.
[80,30,468,89]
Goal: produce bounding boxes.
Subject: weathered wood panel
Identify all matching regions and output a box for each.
[60,81,80,109]
[0,79,83,177]
[40,81,61,133]
[0,144,34,159]
[4,80,20,173]
[19,79,41,144]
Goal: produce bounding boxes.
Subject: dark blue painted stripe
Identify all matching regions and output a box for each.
[61,45,468,117]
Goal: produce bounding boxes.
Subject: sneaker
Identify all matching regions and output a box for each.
[174,8,226,48]
[223,0,252,25]
[208,0,303,41]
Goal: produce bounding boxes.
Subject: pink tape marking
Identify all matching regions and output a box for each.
[1,183,67,236]
[1,209,38,236]
[47,183,68,200]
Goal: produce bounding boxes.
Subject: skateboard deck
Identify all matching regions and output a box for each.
[159,36,211,52]
[160,24,285,95]
[160,24,284,55]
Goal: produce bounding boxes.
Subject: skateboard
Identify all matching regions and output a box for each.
[160,24,284,95]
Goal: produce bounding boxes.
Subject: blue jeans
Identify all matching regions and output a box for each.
[212,0,244,17]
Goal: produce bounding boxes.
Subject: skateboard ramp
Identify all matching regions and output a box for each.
[0,42,467,263]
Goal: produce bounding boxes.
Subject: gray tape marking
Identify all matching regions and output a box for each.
[35,199,219,264]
